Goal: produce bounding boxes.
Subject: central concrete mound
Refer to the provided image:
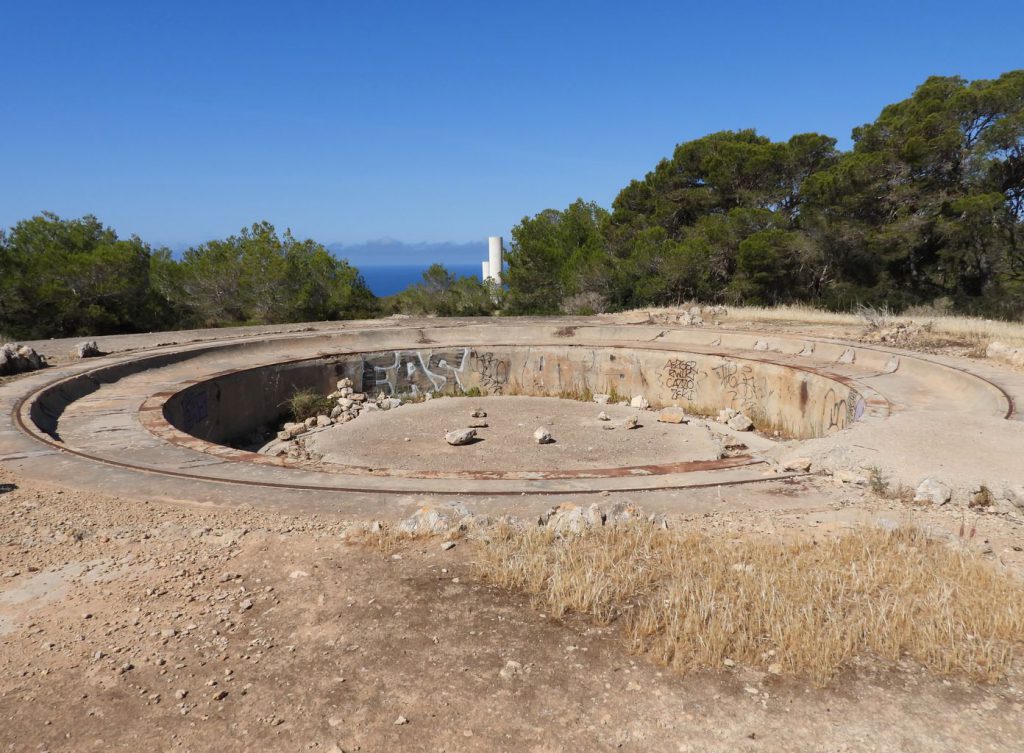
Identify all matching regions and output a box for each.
[303,396,724,474]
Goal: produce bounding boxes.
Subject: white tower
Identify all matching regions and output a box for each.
[486,236,503,285]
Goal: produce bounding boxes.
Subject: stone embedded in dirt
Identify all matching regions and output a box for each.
[914,477,952,505]
[379,397,403,410]
[441,541,456,551]
[499,660,523,680]
[468,421,488,428]
[316,414,332,428]
[471,408,487,418]
[623,415,640,430]
[630,395,650,410]
[781,457,813,472]
[75,340,102,358]
[303,416,318,429]
[282,422,306,438]
[534,426,554,444]
[289,570,309,579]
[0,343,44,376]
[727,413,754,431]
[540,503,605,534]
[987,341,1024,367]
[656,406,687,424]
[597,411,610,421]
[833,469,867,486]
[445,428,477,446]
[394,715,409,725]
[592,394,610,405]
[398,502,473,536]
[1004,485,1024,509]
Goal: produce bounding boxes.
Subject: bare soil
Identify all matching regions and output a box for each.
[3,466,1024,753]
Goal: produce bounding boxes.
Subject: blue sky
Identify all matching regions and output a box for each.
[1,1,1020,255]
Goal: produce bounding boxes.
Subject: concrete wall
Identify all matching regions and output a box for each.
[159,345,863,444]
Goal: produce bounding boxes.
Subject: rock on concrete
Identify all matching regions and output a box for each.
[0,343,44,376]
[656,406,687,424]
[445,428,477,446]
[75,341,102,358]
[986,341,1024,368]
[727,413,754,431]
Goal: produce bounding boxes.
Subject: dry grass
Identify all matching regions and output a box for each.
[624,303,1024,348]
[475,521,1024,685]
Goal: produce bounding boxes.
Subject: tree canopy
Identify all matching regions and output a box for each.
[0,215,375,339]
[507,70,1024,317]
[4,71,1022,338]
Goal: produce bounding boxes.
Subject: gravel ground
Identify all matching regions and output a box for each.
[2,465,1024,753]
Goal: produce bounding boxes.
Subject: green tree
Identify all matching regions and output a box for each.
[0,212,170,338]
[176,222,376,326]
[504,200,609,314]
[388,264,496,316]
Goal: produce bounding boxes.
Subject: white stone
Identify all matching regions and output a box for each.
[630,395,649,410]
[656,406,687,424]
[445,428,477,446]
[914,477,952,505]
[727,413,754,431]
[534,426,554,444]
[597,411,610,421]
[623,415,639,430]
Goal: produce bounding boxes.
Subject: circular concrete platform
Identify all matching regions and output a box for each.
[1,316,1021,515]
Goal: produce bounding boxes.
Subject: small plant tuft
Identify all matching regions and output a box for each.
[283,388,333,423]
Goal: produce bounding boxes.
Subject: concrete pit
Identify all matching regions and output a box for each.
[1,316,1022,514]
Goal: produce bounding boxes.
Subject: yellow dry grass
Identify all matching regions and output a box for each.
[625,303,1024,348]
[475,521,1024,685]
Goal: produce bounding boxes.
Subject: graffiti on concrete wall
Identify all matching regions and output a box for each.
[822,387,863,432]
[472,351,511,395]
[363,349,472,396]
[361,349,513,396]
[713,360,769,414]
[661,358,700,402]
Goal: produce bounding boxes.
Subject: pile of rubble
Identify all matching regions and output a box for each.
[347,499,669,543]
[0,343,44,376]
[647,304,728,327]
[261,378,406,458]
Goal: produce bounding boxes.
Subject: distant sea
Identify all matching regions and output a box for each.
[359,263,482,297]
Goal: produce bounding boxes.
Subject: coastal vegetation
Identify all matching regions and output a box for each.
[2,71,1021,339]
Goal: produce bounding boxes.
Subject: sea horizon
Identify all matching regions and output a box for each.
[358,262,482,297]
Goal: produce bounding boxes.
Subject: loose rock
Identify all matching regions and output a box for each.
[534,426,554,444]
[75,341,102,358]
[445,428,477,446]
[656,406,687,424]
[727,413,754,431]
[914,477,952,505]
[630,395,650,410]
